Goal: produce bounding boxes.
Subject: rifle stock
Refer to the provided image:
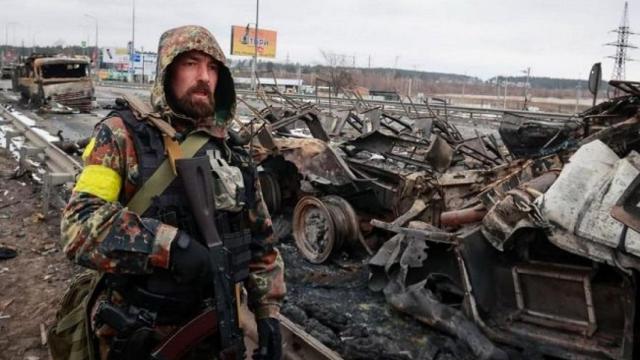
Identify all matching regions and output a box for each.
[150,308,218,360]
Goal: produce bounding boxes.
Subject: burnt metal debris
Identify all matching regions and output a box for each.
[12,54,94,113]
[237,81,640,359]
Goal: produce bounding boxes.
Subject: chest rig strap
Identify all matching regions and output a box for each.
[127,132,209,215]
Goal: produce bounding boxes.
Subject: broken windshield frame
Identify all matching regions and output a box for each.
[39,63,88,79]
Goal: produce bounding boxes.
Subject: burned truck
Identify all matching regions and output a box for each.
[13,54,94,112]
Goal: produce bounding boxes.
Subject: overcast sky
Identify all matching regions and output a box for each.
[0,0,637,80]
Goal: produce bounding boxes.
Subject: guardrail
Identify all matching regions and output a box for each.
[94,81,576,121]
[236,90,576,121]
[0,103,81,213]
[96,80,153,90]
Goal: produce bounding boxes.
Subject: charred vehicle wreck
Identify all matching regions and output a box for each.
[236,81,640,359]
[12,54,94,113]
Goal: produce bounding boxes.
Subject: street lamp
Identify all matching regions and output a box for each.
[251,0,259,91]
[84,14,99,73]
[3,22,19,64]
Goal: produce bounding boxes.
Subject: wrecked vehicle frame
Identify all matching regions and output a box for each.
[13,54,94,113]
[233,82,640,360]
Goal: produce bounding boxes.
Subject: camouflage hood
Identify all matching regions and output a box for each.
[150,25,236,129]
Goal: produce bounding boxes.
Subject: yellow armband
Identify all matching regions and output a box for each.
[73,165,122,202]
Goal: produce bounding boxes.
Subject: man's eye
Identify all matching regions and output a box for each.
[209,64,218,71]
[185,61,197,66]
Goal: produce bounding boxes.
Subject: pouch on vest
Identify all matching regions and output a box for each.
[48,270,101,360]
[207,149,245,212]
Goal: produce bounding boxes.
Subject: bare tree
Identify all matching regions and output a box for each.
[319,49,354,95]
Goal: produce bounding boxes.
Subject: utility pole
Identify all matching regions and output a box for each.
[251,0,260,91]
[462,72,467,99]
[3,24,7,65]
[495,76,501,108]
[130,0,136,83]
[522,67,530,110]
[368,54,371,68]
[296,64,301,94]
[85,14,99,73]
[575,83,581,113]
[503,80,509,109]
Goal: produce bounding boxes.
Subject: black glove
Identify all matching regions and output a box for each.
[169,232,211,284]
[253,317,282,360]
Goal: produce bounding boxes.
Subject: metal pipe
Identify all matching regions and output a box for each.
[440,205,487,227]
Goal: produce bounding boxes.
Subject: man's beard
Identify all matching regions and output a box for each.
[173,82,215,119]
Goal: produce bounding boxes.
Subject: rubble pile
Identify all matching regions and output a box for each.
[245,83,640,359]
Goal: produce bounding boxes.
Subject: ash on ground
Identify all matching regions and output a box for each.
[275,215,476,360]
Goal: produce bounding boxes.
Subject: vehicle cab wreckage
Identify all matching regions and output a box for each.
[12,54,94,113]
[224,80,640,359]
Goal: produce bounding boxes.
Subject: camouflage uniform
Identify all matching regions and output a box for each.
[60,25,285,359]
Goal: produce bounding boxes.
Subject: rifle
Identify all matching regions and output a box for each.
[150,155,245,360]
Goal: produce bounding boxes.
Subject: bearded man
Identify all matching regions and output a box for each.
[56,25,285,360]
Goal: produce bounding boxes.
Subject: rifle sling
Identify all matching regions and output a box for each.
[127,132,209,215]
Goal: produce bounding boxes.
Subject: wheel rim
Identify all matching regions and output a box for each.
[293,196,335,264]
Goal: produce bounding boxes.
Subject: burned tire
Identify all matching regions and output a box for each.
[321,195,360,250]
[293,195,360,264]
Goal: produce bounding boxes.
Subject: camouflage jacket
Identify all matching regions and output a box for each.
[61,25,284,319]
[61,115,285,318]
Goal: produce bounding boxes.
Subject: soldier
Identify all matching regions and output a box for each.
[57,25,285,359]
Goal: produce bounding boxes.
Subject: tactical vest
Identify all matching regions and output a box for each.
[115,109,254,284]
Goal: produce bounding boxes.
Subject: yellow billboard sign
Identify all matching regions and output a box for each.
[230,25,277,58]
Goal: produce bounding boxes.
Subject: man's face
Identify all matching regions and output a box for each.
[169,50,219,118]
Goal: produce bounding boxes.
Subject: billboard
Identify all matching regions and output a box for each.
[101,47,130,64]
[133,52,157,77]
[230,25,277,58]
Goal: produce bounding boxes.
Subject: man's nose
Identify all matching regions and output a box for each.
[195,63,211,82]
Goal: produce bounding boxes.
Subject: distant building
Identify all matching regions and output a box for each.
[369,90,400,101]
[234,77,303,93]
[351,86,369,97]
